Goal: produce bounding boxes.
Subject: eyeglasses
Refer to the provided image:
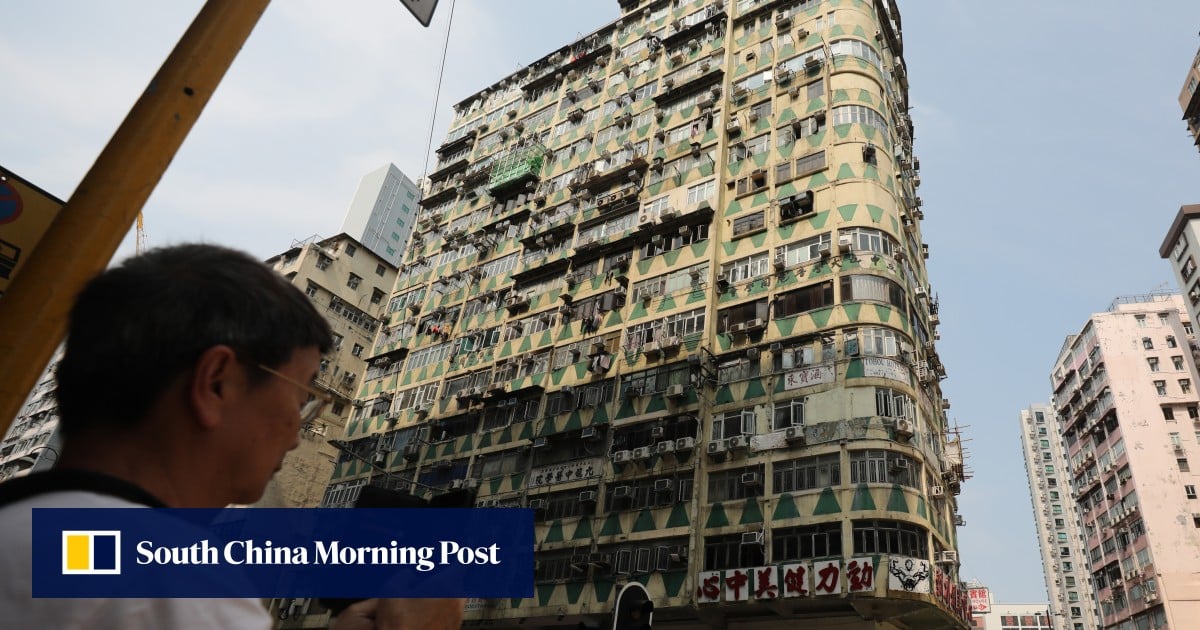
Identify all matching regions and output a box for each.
[253,363,332,423]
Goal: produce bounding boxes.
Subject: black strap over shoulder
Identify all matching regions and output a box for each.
[0,469,166,508]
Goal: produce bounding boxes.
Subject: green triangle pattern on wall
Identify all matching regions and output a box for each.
[917,495,928,520]
[706,502,730,528]
[772,494,800,520]
[837,204,858,221]
[657,294,677,312]
[498,426,513,444]
[809,307,833,328]
[866,204,884,223]
[813,487,842,515]
[666,503,690,528]
[774,315,798,337]
[632,509,657,533]
[851,484,876,511]
[593,579,614,603]
[845,359,864,379]
[874,304,892,323]
[543,520,565,543]
[714,385,734,405]
[600,513,623,536]
[843,303,861,322]
[744,378,766,400]
[510,472,526,488]
[489,477,503,495]
[536,584,556,607]
[836,163,857,181]
[518,423,534,441]
[572,517,594,540]
[887,485,910,513]
[662,571,687,597]
[739,498,764,525]
[592,405,610,425]
[565,581,585,604]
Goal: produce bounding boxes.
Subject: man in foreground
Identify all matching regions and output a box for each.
[0,243,463,629]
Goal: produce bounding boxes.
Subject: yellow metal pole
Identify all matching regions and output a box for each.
[0,0,271,434]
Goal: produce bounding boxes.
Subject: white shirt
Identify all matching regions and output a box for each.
[0,490,272,630]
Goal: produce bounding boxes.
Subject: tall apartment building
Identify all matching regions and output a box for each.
[1018,404,1100,630]
[1180,43,1200,153]
[1049,293,1200,630]
[339,163,420,268]
[0,346,63,481]
[316,0,970,628]
[260,233,397,508]
[1158,204,1200,328]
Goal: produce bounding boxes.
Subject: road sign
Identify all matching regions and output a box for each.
[0,167,64,297]
[397,0,439,27]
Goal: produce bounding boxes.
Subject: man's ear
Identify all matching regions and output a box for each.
[190,345,241,429]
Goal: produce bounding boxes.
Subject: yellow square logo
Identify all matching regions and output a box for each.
[61,530,121,575]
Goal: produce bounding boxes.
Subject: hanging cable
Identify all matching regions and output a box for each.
[420,0,458,181]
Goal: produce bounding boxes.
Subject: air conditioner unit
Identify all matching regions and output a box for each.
[579,490,598,503]
[894,418,915,439]
[632,446,653,460]
[528,499,547,511]
[745,318,765,332]
[838,234,854,253]
[914,286,927,299]
[654,479,675,492]
[727,435,750,450]
[612,449,633,463]
[773,251,787,270]
[775,12,791,28]
[817,242,832,257]
[805,55,822,68]
[656,440,676,455]
[581,426,599,440]
[1145,593,1158,603]
[650,426,666,439]
[666,383,687,399]
[402,444,421,461]
[930,485,945,498]
[726,118,742,134]
[785,425,805,443]
[741,472,761,486]
[707,439,728,456]
[532,436,548,448]
[675,436,696,452]
[890,458,910,471]
[613,485,633,499]
[741,531,763,545]
[643,340,662,357]
[588,552,612,569]
[729,322,747,335]
[936,550,958,564]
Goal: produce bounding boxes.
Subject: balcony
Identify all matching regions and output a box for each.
[487,143,547,197]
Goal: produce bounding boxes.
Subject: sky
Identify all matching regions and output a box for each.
[3,0,1199,603]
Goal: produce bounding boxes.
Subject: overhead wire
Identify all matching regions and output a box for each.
[420,0,459,182]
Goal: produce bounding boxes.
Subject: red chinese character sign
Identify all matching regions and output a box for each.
[723,568,750,602]
[846,557,876,594]
[780,563,810,597]
[696,570,721,603]
[812,559,842,595]
[751,566,778,599]
[968,587,991,614]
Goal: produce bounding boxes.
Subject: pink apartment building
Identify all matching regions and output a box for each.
[1050,293,1200,630]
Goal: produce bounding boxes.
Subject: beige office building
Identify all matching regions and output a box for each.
[293,0,970,628]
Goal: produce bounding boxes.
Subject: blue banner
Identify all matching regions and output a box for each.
[33,508,534,598]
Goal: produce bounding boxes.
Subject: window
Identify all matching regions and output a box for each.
[772,523,842,561]
[775,281,835,318]
[772,397,806,430]
[731,212,766,238]
[1179,458,1191,472]
[777,233,831,268]
[1136,315,1147,328]
[1184,379,1193,394]
[875,388,914,420]
[1148,357,1160,372]
[1187,485,1197,499]
[704,533,765,571]
[839,275,905,308]
[849,450,918,487]
[1191,406,1199,419]
[351,344,364,357]
[707,465,766,502]
[345,243,357,257]
[1168,335,1178,348]
[1143,337,1154,349]
[375,263,387,277]
[370,288,385,305]
[1175,356,1186,370]
[1164,407,1176,421]
[1155,380,1167,396]
[347,273,362,289]
[773,454,840,493]
[305,283,319,298]
[712,407,755,441]
[851,520,927,557]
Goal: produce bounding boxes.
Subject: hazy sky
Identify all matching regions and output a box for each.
[3,0,1199,603]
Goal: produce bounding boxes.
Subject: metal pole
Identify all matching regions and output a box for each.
[0,0,272,434]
